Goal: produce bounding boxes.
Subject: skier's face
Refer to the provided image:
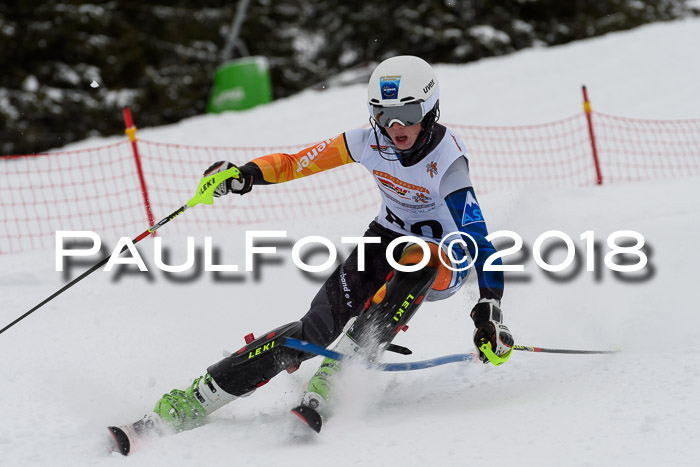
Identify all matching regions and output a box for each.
[385,122,422,151]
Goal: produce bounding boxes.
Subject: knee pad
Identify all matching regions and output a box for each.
[207,321,304,396]
[400,242,469,302]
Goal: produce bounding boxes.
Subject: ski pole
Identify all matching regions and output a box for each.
[0,166,241,336]
[513,344,619,355]
[282,337,619,372]
[480,340,619,366]
[281,337,479,371]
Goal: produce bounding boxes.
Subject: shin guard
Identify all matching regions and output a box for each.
[348,265,438,351]
[207,321,305,396]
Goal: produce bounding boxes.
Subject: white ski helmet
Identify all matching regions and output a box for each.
[367,55,440,129]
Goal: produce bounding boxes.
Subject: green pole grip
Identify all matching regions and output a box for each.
[479,339,513,366]
[188,166,241,208]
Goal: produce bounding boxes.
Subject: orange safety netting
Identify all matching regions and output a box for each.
[2,112,699,255]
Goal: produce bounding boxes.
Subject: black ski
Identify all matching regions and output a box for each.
[107,426,131,456]
[290,404,323,433]
[107,414,163,456]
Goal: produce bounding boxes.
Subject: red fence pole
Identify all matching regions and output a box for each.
[122,107,156,233]
[582,85,603,185]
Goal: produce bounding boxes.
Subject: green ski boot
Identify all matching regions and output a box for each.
[291,320,363,433]
[154,373,238,432]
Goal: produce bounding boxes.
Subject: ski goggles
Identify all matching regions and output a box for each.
[370,102,425,128]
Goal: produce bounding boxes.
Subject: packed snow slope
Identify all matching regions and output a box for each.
[1,18,699,467]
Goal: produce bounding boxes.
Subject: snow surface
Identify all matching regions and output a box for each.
[2,18,700,467]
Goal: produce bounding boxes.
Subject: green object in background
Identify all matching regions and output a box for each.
[207,56,272,113]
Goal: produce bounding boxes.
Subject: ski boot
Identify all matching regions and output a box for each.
[153,373,237,431]
[108,373,236,455]
[291,325,362,432]
[108,321,306,455]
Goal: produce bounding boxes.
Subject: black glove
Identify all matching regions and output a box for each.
[202,161,253,197]
[470,298,514,364]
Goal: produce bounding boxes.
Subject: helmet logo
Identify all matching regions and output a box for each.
[379,76,401,100]
[423,79,435,94]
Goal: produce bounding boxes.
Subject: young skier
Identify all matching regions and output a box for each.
[109,55,513,453]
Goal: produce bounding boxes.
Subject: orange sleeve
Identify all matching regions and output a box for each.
[250,134,353,184]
